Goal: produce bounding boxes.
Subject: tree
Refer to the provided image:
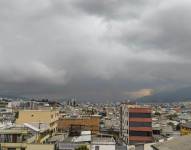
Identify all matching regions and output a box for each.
[154,112,161,116]
[75,145,89,150]
[167,113,178,120]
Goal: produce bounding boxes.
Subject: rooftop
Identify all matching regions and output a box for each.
[18,109,58,112]
[24,122,49,133]
[92,137,116,144]
[0,125,29,134]
[152,135,191,150]
[62,131,91,143]
[121,104,150,109]
[62,115,100,119]
[181,121,191,128]
[72,134,91,143]
[48,134,68,142]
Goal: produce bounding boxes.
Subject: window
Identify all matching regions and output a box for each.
[129,122,151,127]
[95,146,99,150]
[129,113,151,118]
[129,131,152,136]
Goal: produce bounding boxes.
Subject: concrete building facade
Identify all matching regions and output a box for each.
[16,109,59,131]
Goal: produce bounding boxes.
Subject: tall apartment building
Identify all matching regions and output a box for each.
[120,104,152,144]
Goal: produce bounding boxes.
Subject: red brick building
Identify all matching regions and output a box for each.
[57,115,100,134]
[120,104,153,144]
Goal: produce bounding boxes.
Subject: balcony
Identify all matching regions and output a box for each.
[129,118,152,122]
[129,127,152,131]
[129,136,153,142]
[129,108,151,113]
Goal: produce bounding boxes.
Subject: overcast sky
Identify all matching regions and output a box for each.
[0,0,191,101]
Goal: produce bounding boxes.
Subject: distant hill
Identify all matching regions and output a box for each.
[0,95,27,100]
[137,87,191,103]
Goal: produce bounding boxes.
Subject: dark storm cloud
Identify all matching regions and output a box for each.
[74,0,155,20]
[117,0,191,56]
[0,0,191,100]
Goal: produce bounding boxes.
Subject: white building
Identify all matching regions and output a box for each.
[91,137,116,150]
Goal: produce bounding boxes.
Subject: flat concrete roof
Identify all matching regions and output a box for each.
[152,135,191,150]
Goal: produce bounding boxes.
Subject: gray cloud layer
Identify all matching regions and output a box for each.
[0,0,191,101]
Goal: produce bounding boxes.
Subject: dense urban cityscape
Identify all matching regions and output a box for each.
[1,0,191,149]
[0,98,191,150]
